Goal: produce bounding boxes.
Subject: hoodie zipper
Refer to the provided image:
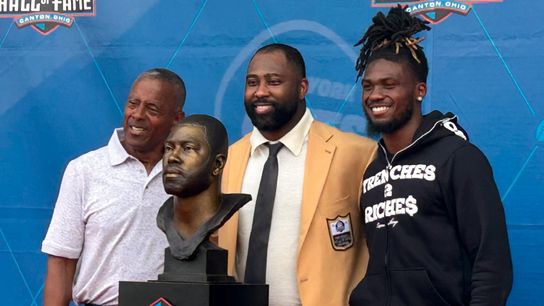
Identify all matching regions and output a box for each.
[378,115,455,306]
[385,224,391,306]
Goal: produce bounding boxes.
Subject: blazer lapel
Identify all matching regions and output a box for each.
[298,122,335,252]
[227,135,252,193]
[219,134,252,276]
[225,136,251,236]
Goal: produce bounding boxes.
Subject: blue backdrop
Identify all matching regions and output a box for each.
[0,0,542,304]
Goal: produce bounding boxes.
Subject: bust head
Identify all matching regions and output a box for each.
[156,115,251,266]
[162,114,228,198]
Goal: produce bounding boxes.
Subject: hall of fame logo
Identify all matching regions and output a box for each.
[326,214,354,251]
[0,0,95,35]
[372,1,501,24]
[149,297,173,306]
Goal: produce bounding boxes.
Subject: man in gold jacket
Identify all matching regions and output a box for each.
[218,43,376,306]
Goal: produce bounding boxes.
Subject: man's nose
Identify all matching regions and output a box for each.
[167,146,182,163]
[367,87,385,102]
[132,104,146,119]
[254,82,270,98]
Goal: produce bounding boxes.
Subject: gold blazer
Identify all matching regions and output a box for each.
[219,121,376,306]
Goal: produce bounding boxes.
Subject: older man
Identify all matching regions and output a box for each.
[42,68,186,306]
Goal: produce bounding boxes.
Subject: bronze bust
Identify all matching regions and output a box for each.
[156,114,250,281]
[118,115,268,305]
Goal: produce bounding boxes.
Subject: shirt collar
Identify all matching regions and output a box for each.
[249,107,314,156]
[108,128,132,166]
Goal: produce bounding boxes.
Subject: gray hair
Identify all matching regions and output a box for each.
[137,68,186,108]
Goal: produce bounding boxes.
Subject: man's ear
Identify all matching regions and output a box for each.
[416,82,427,100]
[212,154,226,176]
[175,109,185,122]
[298,78,309,100]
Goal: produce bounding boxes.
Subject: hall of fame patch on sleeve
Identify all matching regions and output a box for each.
[327,214,354,251]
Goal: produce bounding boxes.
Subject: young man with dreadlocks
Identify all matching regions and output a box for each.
[349,6,513,306]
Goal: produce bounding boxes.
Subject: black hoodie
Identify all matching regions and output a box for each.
[350,111,512,306]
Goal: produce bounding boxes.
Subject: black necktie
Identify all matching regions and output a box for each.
[244,142,283,284]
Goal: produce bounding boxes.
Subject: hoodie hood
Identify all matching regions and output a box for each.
[377,110,469,166]
[413,110,469,144]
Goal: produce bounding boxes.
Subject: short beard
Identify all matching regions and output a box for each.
[245,99,298,132]
[364,101,414,136]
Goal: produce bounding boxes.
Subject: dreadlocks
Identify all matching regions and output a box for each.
[355,5,431,82]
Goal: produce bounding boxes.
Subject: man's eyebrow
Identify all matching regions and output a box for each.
[168,137,202,145]
[363,76,397,82]
[246,73,282,78]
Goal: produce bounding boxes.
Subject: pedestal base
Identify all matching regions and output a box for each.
[119,280,268,306]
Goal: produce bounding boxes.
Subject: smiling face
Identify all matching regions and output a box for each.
[122,78,182,158]
[162,124,216,198]
[244,50,308,140]
[362,58,426,135]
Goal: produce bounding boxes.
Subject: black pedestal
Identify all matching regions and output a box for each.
[119,280,268,306]
[119,246,268,306]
